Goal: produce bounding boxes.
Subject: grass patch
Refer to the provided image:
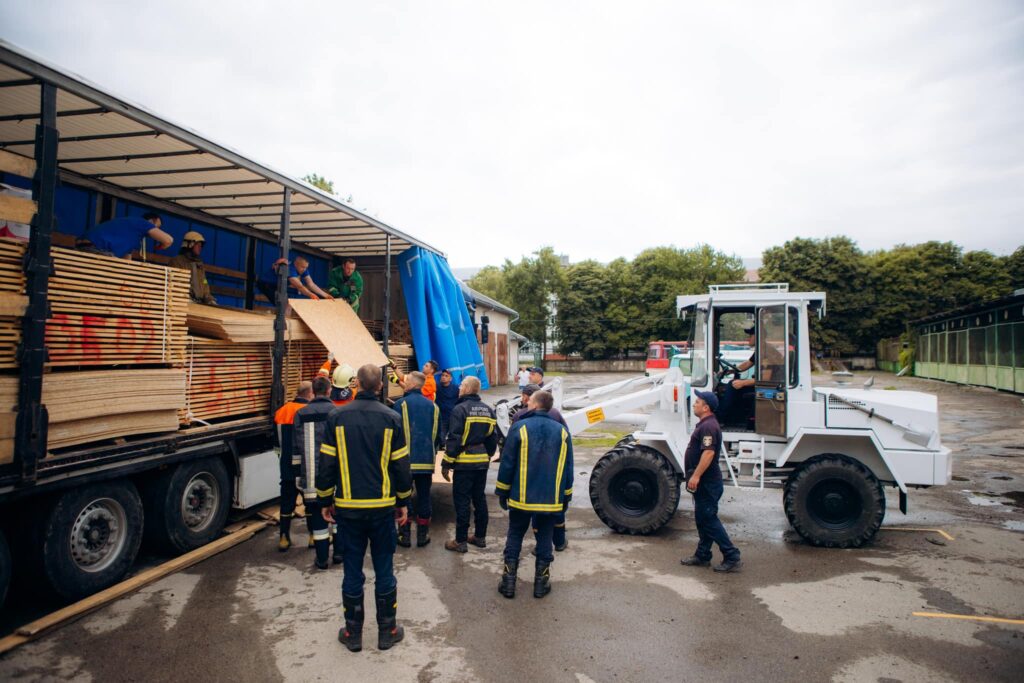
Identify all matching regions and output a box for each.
[574,428,632,449]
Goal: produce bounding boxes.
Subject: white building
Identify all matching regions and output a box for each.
[460,283,521,386]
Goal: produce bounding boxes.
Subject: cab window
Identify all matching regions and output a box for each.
[757,307,786,383]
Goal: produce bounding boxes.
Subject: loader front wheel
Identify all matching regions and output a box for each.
[783,454,885,548]
[590,444,680,535]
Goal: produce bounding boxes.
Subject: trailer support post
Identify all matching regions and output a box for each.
[270,189,291,414]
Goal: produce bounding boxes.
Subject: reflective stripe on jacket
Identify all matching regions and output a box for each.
[316,393,412,513]
[292,397,335,501]
[495,411,574,513]
[443,394,498,470]
[393,389,440,473]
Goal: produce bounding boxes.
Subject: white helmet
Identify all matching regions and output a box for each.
[332,363,355,389]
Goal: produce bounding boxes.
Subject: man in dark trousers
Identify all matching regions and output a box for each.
[318,364,412,653]
[435,368,460,440]
[274,381,313,551]
[680,390,742,573]
[294,376,342,569]
[495,390,573,599]
[392,371,441,548]
[442,376,498,552]
[513,386,570,552]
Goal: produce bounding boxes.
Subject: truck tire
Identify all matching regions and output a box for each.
[41,480,144,601]
[590,444,680,535]
[144,457,231,554]
[0,528,11,608]
[783,454,885,548]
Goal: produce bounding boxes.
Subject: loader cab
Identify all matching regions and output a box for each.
[680,284,824,439]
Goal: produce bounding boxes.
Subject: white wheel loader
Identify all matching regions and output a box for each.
[498,284,952,548]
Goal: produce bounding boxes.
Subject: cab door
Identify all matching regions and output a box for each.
[754,304,789,436]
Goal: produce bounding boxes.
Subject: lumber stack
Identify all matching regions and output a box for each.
[284,338,329,397]
[0,369,185,461]
[187,303,315,343]
[182,337,271,423]
[390,319,412,344]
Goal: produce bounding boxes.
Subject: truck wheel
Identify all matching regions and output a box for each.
[41,481,144,601]
[0,528,11,607]
[590,444,680,535]
[783,454,885,548]
[144,457,231,554]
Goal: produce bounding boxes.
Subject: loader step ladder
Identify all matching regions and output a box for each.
[723,438,766,489]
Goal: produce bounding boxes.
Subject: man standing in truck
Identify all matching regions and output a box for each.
[168,230,216,305]
[328,257,363,313]
[75,212,173,259]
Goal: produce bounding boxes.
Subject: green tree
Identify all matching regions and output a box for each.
[556,261,611,359]
[761,237,875,355]
[466,265,507,304]
[302,173,334,193]
[1008,246,1024,290]
[502,247,565,355]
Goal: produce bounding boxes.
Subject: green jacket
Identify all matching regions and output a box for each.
[328,268,363,313]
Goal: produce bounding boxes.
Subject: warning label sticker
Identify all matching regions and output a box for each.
[586,408,605,424]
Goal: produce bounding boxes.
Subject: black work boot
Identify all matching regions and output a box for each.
[338,593,364,652]
[375,589,405,650]
[498,559,518,599]
[533,559,551,598]
[397,522,412,548]
[416,520,431,547]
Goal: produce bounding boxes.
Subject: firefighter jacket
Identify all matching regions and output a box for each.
[443,393,498,470]
[316,392,412,514]
[495,411,574,514]
[392,389,440,473]
[274,396,310,467]
[292,397,336,501]
[168,251,215,304]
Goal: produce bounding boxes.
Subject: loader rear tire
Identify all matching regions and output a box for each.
[590,444,680,535]
[783,454,885,548]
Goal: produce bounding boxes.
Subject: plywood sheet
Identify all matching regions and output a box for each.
[187,303,314,343]
[288,299,387,370]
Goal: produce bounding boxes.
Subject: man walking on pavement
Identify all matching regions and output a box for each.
[442,375,498,553]
[274,381,312,551]
[392,371,441,548]
[293,376,343,569]
[318,364,412,653]
[680,390,742,573]
[495,390,573,599]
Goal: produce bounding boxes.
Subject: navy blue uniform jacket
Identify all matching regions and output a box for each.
[495,411,573,513]
[392,389,440,473]
[443,394,498,470]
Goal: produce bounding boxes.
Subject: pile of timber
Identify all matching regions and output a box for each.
[187,303,314,343]
[0,369,184,462]
[390,319,412,344]
[181,336,328,424]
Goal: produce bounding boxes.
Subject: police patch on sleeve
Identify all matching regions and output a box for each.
[702,435,713,447]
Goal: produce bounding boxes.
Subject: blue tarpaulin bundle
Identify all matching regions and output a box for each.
[398,247,489,389]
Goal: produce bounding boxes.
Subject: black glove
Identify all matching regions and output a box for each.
[498,495,509,511]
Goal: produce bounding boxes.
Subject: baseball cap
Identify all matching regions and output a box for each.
[694,390,719,412]
[527,366,544,375]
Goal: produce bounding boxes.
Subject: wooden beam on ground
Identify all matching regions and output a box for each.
[0,516,272,655]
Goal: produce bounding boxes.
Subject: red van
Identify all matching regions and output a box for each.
[646,341,689,373]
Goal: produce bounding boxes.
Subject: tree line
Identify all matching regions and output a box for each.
[468,239,1024,359]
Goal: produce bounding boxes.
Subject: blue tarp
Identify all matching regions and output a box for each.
[398,247,489,389]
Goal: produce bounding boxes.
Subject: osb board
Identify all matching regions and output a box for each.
[187,303,314,343]
[288,299,387,370]
[0,409,180,457]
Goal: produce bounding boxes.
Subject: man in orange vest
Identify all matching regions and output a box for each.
[274,381,313,551]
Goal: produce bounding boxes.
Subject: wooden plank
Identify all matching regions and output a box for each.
[0,194,36,224]
[288,299,387,370]
[0,518,271,655]
[0,149,35,177]
[0,292,28,316]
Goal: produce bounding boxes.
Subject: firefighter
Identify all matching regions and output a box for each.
[393,359,438,401]
[495,389,573,599]
[293,376,341,569]
[274,381,313,551]
[317,364,412,653]
[168,230,216,305]
[442,375,498,552]
[513,386,570,552]
[331,364,357,406]
[392,371,441,548]
[435,368,460,441]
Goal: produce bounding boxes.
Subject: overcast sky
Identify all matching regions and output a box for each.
[2,1,1021,267]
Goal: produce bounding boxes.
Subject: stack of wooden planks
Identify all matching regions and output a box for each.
[187,303,314,343]
[0,369,185,462]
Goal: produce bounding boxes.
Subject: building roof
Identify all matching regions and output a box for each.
[0,40,444,259]
[459,282,518,317]
[912,289,1024,326]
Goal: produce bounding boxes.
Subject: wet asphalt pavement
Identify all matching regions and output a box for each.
[1,372,1022,681]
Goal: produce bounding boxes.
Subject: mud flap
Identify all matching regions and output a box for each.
[899,489,908,515]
